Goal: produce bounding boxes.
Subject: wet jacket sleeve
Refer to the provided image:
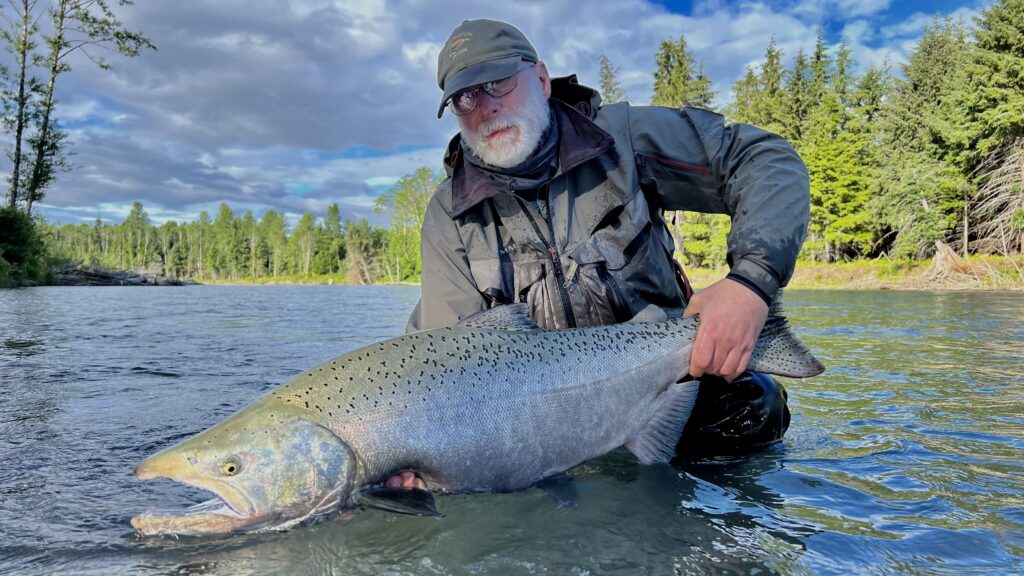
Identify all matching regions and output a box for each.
[405,186,487,333]
[629,106,809,302]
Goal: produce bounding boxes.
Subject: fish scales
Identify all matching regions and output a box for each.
[272,321,693,491]
[131,303,824,536]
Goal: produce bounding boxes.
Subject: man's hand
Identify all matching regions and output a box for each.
[384,471,426,490]
[683,277,769,382]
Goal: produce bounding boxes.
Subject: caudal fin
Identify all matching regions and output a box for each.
[748,299,826,378]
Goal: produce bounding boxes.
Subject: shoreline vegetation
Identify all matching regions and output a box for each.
[3,4,1024,292]
[193,250,1024,291]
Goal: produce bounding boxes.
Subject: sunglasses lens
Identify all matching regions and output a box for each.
[450,90,475,116]
[488,75,518,98]
[447,69,524,116]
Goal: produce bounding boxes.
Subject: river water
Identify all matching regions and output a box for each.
[0,286,1021,575]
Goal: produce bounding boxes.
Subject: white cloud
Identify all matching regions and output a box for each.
[25,0,989,227]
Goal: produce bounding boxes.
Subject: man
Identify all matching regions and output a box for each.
[388,19,809,490]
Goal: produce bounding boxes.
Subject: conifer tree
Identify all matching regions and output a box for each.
[875,17,973,257]
[961,0,1024,160]
[783,49,812,142]
[598,54,627,104]
[651,34,714,108]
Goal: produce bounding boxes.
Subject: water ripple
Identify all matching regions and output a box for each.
[0,287,1022,574]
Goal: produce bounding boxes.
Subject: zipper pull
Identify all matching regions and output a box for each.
[563,260,579,289]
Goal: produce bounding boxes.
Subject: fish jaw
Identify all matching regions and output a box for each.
[131,497,257,536]
[131,414,356,536]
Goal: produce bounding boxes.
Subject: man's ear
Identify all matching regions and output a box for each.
[535,61,552,100]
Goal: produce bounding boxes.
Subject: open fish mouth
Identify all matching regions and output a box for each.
[131,495,254,536]
[132,462,261,536]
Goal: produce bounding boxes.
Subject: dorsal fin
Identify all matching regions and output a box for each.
[455,304,541,331]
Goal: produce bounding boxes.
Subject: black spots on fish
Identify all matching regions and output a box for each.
[304,401,309,409]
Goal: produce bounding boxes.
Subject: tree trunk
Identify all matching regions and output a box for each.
[25,0,66,214]
[7,1,33,209]
[962,197,969,257]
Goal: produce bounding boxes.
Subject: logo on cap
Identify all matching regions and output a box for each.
[446,33,472,61]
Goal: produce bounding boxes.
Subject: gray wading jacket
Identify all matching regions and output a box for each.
[406,76,809,333]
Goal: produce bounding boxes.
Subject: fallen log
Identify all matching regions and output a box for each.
[50,261,194,287]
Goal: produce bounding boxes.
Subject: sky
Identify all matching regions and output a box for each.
[26,0,993,228]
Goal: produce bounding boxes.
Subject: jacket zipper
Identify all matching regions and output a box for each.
[515,191,577,328]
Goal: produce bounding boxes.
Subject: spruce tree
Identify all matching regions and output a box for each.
[598,54,627,104]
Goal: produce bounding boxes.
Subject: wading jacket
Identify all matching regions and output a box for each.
[406,76,809,332]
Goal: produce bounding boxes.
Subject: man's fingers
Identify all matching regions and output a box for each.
[682,293,703,318]
[719,346,750,382]
[384,471,426,490]
[708,338,732,378]
[689,325,713,377]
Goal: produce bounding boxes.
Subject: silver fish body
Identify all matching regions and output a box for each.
[131,304,823,536]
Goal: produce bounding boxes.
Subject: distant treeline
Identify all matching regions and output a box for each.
[40,168,439,284]
[598,4,1024,267]
[4,2,1024,288]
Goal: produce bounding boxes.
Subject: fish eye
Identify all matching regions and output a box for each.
[219,458,242,476]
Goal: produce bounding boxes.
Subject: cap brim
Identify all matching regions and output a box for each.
[437,55,523,118]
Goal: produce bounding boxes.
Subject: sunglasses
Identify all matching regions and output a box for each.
[448,63,535,116]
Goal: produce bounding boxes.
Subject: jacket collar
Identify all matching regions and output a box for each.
[448,97,614,218]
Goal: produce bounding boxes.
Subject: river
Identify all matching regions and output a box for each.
[0,286,1021,575]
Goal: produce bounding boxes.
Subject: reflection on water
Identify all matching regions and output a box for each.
[0,286,1021,574]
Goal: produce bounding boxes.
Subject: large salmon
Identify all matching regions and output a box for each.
[131,304,823,536]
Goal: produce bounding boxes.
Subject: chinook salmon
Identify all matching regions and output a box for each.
[131,303,823,536]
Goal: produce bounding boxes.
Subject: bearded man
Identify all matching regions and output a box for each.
[388,19,810,490]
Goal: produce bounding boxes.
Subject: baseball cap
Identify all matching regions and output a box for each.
[436,19,538,118]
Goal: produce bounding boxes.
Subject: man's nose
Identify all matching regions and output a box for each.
[476,91,502,119]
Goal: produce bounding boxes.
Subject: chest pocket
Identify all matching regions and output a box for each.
[559,179,655,324]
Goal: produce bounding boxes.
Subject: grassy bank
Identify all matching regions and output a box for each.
[188,255,1024,290]
[686,255,1024,290]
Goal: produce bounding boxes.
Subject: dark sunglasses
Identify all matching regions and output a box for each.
[448,64,534,116]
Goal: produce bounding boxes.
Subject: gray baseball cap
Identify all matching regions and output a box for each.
[436,19,538,118]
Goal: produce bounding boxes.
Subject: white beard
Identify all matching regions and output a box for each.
[459,78,550,169]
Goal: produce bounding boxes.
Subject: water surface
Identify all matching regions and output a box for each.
[1,286,1021,574]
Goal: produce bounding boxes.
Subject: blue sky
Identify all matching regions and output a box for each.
[26,0,992,228]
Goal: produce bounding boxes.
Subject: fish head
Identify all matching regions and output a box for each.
[131,410,355,536]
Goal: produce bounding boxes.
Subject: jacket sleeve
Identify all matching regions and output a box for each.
[405,186,487,333]
[629,106,809,302]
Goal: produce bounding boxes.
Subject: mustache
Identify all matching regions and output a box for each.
[479,118,518,139]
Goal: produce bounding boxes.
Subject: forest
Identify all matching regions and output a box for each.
[2,1,1023,287]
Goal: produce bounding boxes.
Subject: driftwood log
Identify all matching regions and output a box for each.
[51,260,194,287]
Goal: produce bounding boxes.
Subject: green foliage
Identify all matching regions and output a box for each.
[961,0,1024,161]
[726,38,789,136]
[598,54,627,104]
[38,199,399,284]
[0,206,44,286]
[374,167,439,282]
[651,35,715,109]
[676,212,730,268]
[343,217,387,284]
[874,17,974,257]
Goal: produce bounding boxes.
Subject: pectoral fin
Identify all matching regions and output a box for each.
[353,486,443,517]
[625,381,699,464]
[535,473,577,509]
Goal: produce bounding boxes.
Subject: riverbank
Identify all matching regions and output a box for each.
[188,255,1024,290]
[687,254,1024,290]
